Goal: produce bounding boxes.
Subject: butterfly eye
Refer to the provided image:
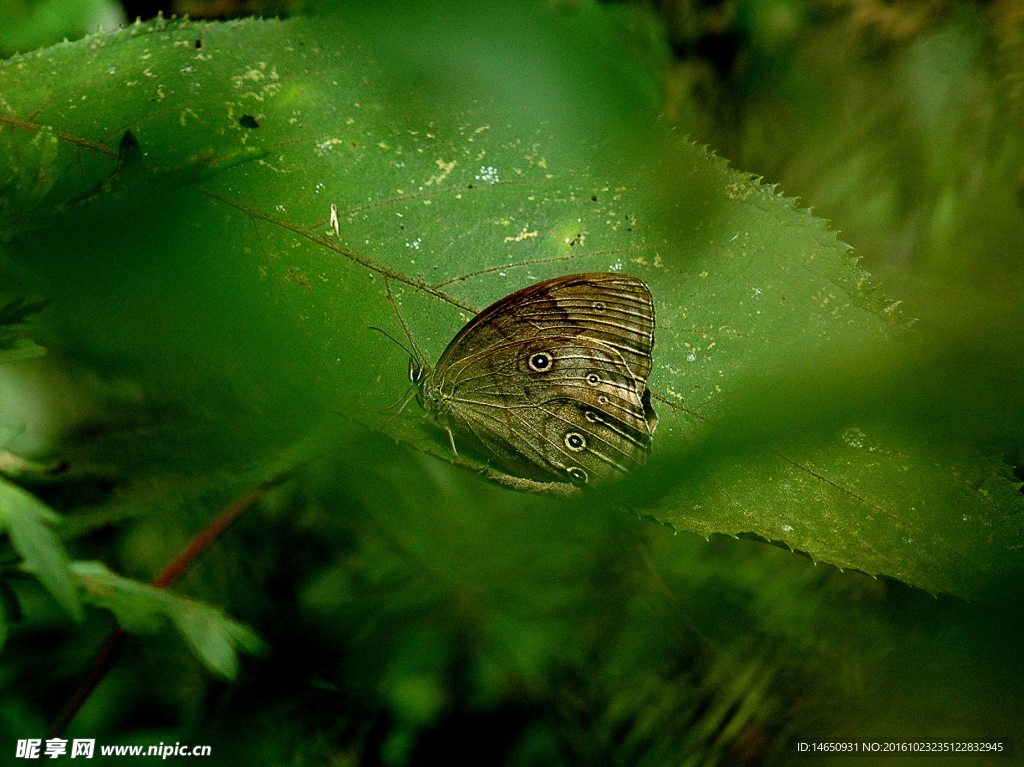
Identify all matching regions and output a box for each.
[567,466,589,484]
[528,352,552,372]
[408,359,425,384]
[564,432,587,452]
[586,373,601,385]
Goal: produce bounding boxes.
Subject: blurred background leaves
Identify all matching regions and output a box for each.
[0,0,1022,765]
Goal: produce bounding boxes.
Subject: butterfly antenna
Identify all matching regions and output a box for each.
[374,277,429,430]
[368,326,416,359]
[381,276,425,363]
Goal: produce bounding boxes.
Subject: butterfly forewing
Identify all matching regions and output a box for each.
[419,273,657,487]
[435,273,654,381]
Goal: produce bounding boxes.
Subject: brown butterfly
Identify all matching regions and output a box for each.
[408,273,657,495]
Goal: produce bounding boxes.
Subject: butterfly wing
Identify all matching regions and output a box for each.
[424,273,656,485]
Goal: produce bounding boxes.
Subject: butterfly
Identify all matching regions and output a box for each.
[407,272,657,496]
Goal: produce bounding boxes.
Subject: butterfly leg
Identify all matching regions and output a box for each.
[446,427,459,457]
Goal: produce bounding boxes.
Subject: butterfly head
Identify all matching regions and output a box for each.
[408,356,436,411]
[407,356,426,386]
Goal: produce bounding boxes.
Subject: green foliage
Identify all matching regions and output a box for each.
[0,295,77,628]
[0,10,1018,598]
[0,2,1021,762]
[0,478,82,624]
[670,0,1024,292]
[219,446,886,766]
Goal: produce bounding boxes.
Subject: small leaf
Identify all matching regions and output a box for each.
[0,479,82,621]
[0,296,46,361]
[0,297,47,327]
[0,337,45,363]
[169,598,264,679]
[73,560,171,633]
[71,560,263,679]
[0,447,66,478]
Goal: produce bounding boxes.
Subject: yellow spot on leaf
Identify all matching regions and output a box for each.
[504,228,538,243]
[425,158,456,186]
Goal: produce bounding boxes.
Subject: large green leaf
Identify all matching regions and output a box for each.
[0,11,1019,599]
